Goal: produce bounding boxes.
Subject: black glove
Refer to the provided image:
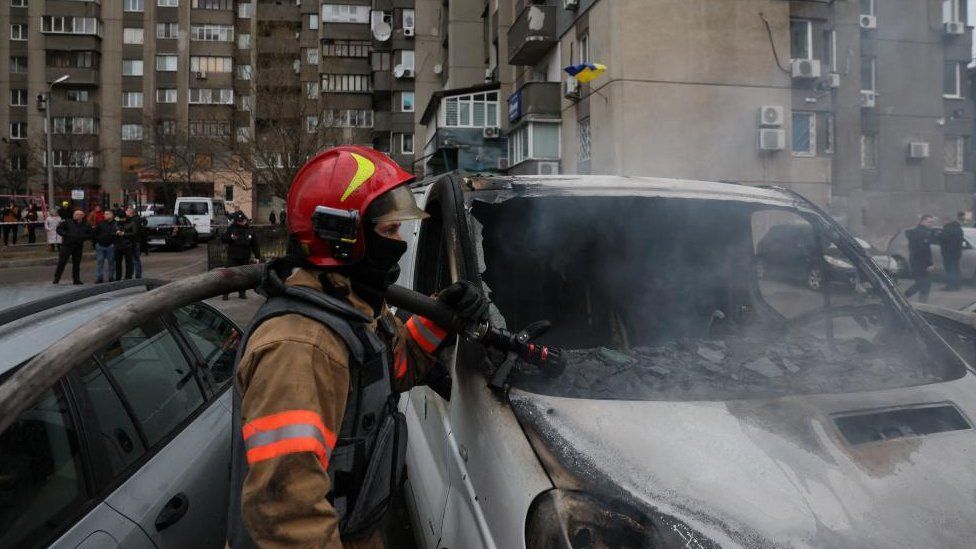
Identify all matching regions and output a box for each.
[437,281,490,326]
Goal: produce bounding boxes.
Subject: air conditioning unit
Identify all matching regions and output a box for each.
[828,72,841,88]
[563,0,579,9]
[860,90,876,108]
[791,58,822,79]
[537,161,560,175]
[758,128,786,151]
[393,65,414,79]
[860,15,877,29]
[483,126,502,139]
[908,142,930,159]
[564,77,580,99]
[403,27,415,37]
[944,21,965,35]
[758,106,784,128]
[195,71,207,79]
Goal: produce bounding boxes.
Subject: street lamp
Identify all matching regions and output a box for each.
[43,74,70,213]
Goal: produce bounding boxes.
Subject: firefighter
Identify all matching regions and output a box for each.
[226,146,488,549]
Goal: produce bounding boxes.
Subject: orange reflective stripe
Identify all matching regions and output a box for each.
[405,315,446,353]
[246,436,330,469]
[418,316,448,340]
[394,348,408,380]
[242,409,336,447]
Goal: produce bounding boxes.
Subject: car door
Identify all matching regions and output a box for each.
[0,382,153,549]
[91,317,229,548]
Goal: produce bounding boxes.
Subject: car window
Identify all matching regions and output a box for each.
[147,216,177,227]
[173,304,241,386]
[177,202,208,216]
[77,359,147,476]
[414,202,452,296]
[96,319,205,446]
[0,386,87,548]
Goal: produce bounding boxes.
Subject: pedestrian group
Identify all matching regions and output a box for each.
[53,204,145,285]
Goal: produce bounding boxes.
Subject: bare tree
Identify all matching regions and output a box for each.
[226,23,357,200]
[0,138,39,195]
[141,118,224,207]
[26,129,97,195]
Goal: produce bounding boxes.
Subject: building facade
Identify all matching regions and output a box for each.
[0,0,417,219]
[416,0,975,242]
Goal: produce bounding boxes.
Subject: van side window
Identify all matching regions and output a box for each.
[0,386,87,548]
[77,359,147,475]
[178,202,209,216]
[96,319,205,446]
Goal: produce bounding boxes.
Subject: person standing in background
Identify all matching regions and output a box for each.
[93,211,118,283]
[127,207,144,278]
[1,203,19,246]
[268,210,277,225]
[279,207,287,226]
[45,208,62,252]
[940,212,965,291]
[905,214,937,303]
[23,204,38,244]
[53,210,93,285]
[86,204,104,228]
[113,209,136,280]
[221,212,261,300]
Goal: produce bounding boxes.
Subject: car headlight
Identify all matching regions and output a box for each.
[823,255,853,270]
[525,489,719,549]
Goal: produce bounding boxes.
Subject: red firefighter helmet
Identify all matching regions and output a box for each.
[287,145,427,266]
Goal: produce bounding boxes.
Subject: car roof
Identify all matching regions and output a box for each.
[0,283,152,376]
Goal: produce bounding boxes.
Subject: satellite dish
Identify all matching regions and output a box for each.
[433,64,443,75]
[393,64,405,78]
[372,21,392,41]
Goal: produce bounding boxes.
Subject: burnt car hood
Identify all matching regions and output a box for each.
[510,374,976,548]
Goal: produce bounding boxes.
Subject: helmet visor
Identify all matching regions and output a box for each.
[368,185,430,223]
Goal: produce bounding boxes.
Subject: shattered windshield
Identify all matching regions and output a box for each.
[471,193,965,401]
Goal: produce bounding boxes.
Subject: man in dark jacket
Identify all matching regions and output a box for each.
[93,211,119,283]
[905,214,937,302]
[940,212,966,291]
[53,210,94,285]
[126,207,144,278]
[114,209,138,280]
[221,212,262,299]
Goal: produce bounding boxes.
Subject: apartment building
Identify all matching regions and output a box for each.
[0,0,417,218]
[416,0,974,241]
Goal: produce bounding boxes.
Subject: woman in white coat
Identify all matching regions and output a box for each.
[45,210,62,251]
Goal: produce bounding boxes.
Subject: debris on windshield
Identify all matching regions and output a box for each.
[599,347,635,366]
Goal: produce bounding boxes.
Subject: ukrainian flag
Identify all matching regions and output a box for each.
[564,63,607,84]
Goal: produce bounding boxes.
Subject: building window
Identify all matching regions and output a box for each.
[157,23,179,39]
[861,134,877,169]
[189,120,231,137]
[324,109,373,128]
[158,0,178,6]
[945,137,965,172]
[9,122,26,140]
[10,24,27,41]
[67,90,89,102]
[509,122,561,165]
[237,65,252,80]
[8,156,28,171]
[190,56,232,73]
[860,0,875,16]
[861,56,876,92]
[191,24,233,42]
[305,48,320,65]
[790,19,812,60]
[50,151,96,168]
[236,126,251,142]
[239,95,253,111]
[238,2,253,18]
[823,113,835,155]
[12,0,27,7]
[192,0,232,9]
[579,33,589,63]
[156,88,177,103]
[224,185,234,202]
[10,56,27,73]
[124,0,144,12]
[323,40,370,58]
[41,17,99,36]
[123,28,144,44]
[47,50,97,69]
[188,88,234,105]
[442,92,499,128]
[305,82,319,99]
[308,14,319,30]
[401,91,415,112]
[398,133,414,155]
[122,92,144,108]
[10,89,27,107]
[397,50,415,71]
[371,51,391,71]
[122,124,144,141]
[792,112,816,157]
[944,62,963,98]
[321,74,372,93]
[156,55,178,72]
[306,116,318,133]
[824,30,837,72]
[578,117,591,163]
[237,33,251,49]
[49,117,98,135]
[122,59,144,76]
[321,4,370,23]
[157,119,177,135]
[942,0,966,23]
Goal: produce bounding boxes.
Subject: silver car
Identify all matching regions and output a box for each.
[0,282,241,548]
[398,174,976,548]
[886,226,976,279]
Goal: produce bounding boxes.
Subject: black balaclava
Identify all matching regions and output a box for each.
[349,220,407,291]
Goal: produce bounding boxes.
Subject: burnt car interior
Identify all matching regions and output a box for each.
[468,194,966,401]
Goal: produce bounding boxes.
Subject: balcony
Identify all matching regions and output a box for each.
[46,67,99,86]
[256,1,300,22]
[507,81,560,123]
[507,3,557,66]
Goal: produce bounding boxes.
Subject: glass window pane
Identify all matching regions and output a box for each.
[445,98,458,126]
[944,62,958,96]
[473,102,486,127]
[790,20,809,59]
[96,320,204,445]
[487,103,498,126]
[173,304,241,385]
[792,113,812,154]
[459,101,470,126]
[533,124,560,158]
[78,359,146,474]
[0,388,86,548]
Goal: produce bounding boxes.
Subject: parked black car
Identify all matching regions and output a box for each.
[756,223,858,291]
[143,215,199,251]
